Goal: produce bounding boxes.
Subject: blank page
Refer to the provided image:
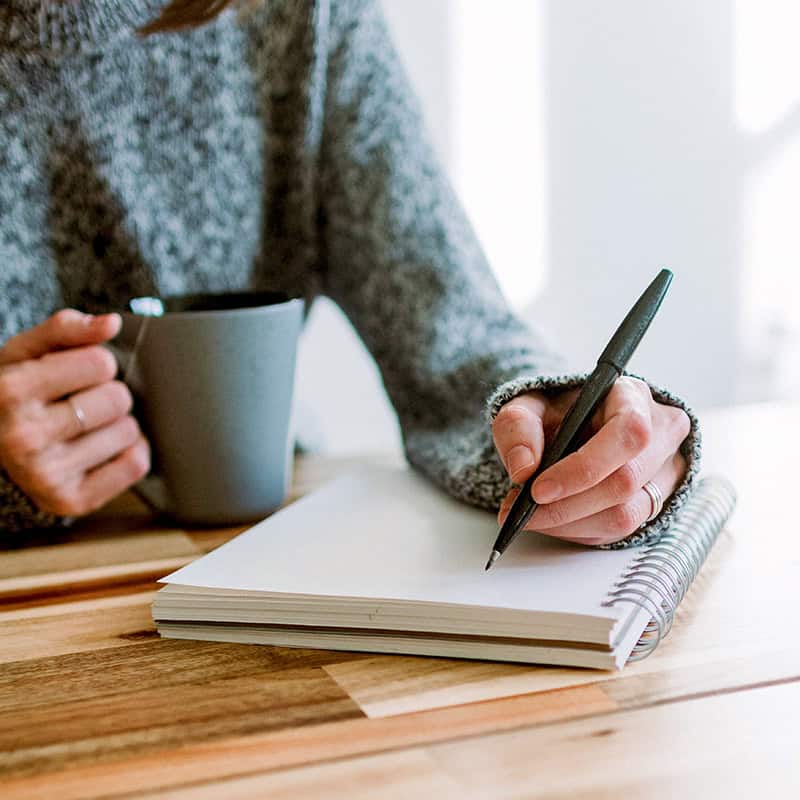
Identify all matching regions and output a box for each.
[164,466,642,620]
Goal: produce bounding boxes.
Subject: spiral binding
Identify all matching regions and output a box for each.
[602,476,737,662]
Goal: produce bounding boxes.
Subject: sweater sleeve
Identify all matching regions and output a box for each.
[0,469,65,534]
[318,0,700,547]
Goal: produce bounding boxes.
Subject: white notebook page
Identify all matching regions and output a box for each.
[163,465,643,621]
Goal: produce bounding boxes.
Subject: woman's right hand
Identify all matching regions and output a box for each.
[0,310,150,518]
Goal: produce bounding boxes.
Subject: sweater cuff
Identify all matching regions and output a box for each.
[485,372,702,550]
[0,469,67,534]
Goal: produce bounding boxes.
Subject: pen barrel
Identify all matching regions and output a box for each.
[488,269,673,566]
[597,268,672,370]
[538,363,620,472]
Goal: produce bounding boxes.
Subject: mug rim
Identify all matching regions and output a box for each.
[124,292,304,318]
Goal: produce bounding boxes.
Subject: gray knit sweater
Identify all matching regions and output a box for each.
[0,0,700,542]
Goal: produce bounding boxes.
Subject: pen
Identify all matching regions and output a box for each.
[485,268,674,571]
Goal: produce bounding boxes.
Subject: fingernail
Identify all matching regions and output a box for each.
[534,479,562,503]
[95,312,121,330]
[506,445,534,479]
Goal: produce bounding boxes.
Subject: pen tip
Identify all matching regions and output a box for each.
[485,550,500,571]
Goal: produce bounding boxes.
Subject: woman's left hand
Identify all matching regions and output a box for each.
[492,376,691,546]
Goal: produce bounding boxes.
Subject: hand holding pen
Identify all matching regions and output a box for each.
[489,270,691,563]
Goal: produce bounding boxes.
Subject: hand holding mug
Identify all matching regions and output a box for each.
[0,310,150,517]
[112,291,304,524]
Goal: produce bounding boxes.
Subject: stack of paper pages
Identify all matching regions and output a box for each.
[153,465,660,669]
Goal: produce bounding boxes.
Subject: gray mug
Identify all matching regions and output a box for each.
[110,291,304,525]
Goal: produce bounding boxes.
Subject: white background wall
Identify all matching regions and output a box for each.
[295,0,800,455]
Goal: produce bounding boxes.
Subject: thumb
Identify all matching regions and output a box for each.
[491,392,547,484]
[0,310,121,365]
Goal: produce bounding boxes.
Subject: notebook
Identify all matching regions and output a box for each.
[152,465,736,669]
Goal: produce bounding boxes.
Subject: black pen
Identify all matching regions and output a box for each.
[485,268,674,571]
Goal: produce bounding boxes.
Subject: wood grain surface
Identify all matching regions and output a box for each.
[0,404,797,799]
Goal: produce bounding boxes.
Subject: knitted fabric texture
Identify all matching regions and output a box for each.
[0,0,700,538]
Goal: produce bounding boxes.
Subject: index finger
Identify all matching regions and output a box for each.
[492,393,548,483]
[35,346,120,402]
[531,377,653,503]
[0,346,119,410]
[0,310,121,366]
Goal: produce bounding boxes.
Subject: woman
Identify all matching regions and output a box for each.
[0,0,697,545]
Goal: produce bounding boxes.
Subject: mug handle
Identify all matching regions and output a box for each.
[104,337,175,517]
[131,475,173,516]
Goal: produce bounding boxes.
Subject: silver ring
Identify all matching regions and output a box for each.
[68,396,87,435]
[642,480,664,522]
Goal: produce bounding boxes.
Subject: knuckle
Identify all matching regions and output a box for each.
[610,460,641,502]
[86,346,118,382]
[671,406,691,440]
[622,409,651,452]
[52,308,83,326]
[41,479,103,517]
[32,463,66,499]
[28,478,82,516]
[106,380,134,417]
[111,415,142,451]
[494,402,534,433]
[121,414,142,440]
[41,475,107,517]
[623,375,651,399]
[50,309,84,333]
[608,502,642,536]
[540,501,570,529]
[0,369,28,408]
[124,439,151,482]
[1,420,45,458]
[572,450,599,487]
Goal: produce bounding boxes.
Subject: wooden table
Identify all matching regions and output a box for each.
[1,403,798,799]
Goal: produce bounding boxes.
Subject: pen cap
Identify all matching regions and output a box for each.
[598,269,673,371]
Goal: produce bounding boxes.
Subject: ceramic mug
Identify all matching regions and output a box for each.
[110,291,304,525]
